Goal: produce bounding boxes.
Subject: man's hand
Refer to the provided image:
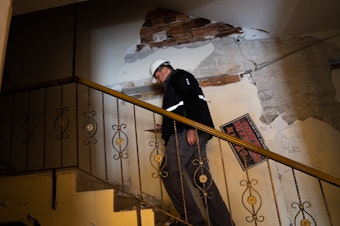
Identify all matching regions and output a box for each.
[186,129,198,146]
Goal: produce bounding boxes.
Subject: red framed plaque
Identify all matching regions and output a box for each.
[220,113,268,170]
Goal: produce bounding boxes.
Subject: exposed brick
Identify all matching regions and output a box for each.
[193,18,211,27]
[138,8,242,51]
[176,13,190,21]
[151,18,166,27]
[173,33,193,44]
[198,75,240,87]
[182,19,195,30]
[192,25,219,38]
[150,40,171,48]
[141,25,169,38]
[169,21,185,36]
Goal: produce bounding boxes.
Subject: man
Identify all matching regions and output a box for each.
[150,59,235,226]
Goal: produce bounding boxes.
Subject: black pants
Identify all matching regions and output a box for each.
[161,130,235,226]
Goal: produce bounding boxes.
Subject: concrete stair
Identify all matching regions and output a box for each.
[0,169,155,226]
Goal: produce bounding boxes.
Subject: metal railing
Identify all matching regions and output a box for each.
[0,76,339,226]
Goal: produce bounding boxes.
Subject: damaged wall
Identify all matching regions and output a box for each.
[2,1,340,225]
[137,8,242,50]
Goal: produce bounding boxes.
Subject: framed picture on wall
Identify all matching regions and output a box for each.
[220,113,268,170]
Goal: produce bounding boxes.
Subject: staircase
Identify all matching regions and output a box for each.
[0,169,156,226]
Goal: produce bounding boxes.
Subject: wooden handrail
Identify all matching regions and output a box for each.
[2,76,338,186]
[76,76,340,187]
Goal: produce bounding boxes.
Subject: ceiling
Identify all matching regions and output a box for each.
[12,0,340,37]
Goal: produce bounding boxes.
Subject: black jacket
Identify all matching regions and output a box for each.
[162,69,214,144]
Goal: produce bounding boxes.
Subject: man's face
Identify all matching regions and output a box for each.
[154,67,168,84]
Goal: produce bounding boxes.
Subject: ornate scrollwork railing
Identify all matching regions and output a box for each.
[0,76,339,226]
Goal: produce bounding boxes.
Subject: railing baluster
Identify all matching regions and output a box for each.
[218,138,234,225]
[174,120,189,224]
[60,86,63,168]
[9,93,15,170]
[102,92,108,181]
[43,88,47,169]
[266,159,282,226]
[0,78,339,226]
[76,83,79,169]
[318,180,333,226]
[133,105,143,195]
[24,91,31,171]
[291,169,317,226]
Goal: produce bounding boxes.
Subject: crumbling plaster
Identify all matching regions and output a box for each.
[127,31,340,134]
[127,27,340,181]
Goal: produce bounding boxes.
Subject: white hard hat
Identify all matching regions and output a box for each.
[149,58,170,77]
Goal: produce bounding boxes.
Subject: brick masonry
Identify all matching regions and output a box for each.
[137,8,242,51]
